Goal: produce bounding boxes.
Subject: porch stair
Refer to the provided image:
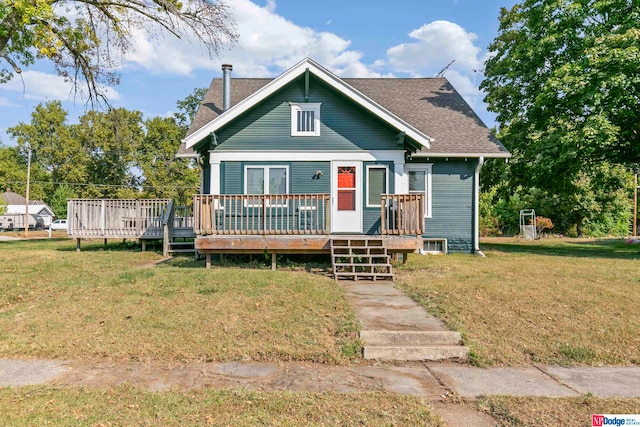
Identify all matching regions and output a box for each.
[331,237,394,281]
[167,227,196,256]
[168,238,195,255]
[360,331,469,361]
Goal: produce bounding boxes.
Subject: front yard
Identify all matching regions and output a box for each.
[396,237,640,367]
[2,236,639,425]
[0,239,359,364]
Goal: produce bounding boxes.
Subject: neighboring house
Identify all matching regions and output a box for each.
[179,58,509,262]
[1,190,56,227]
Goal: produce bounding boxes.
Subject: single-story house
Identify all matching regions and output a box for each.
[178,58,509,268]
[1,189,56,227]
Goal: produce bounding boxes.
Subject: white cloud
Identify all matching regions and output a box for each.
[387,20,482,75]
[121,0,383,78]
[0,97,18,107]
[385,20,488,114]
[2,71,121,102]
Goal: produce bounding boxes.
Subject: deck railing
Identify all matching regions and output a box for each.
[194,194,424,236]
[194,194,330,235]
[381,194,425,235]
[68,199,171,238]
[173,205,194,230]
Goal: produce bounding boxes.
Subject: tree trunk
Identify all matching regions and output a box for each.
[576,217,584,237]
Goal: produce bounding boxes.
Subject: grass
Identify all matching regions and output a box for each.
[477,395,640,426]
[0,239,360,364]
[0,386,445,426]
[396,237,640,367]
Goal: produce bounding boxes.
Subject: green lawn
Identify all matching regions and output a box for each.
[0,386,444,426]
[3,237,639,426]
[396,238,640,367]
[0,239,360,364]
[477,395,640,427]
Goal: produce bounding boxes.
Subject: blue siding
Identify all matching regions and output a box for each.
[222,162,242,194]
[213,75,400,152]
[414,159,476,253]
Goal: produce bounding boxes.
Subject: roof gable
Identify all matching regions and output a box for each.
[207,74,409,153]
[179,59,510,159]
[183,58,432,151]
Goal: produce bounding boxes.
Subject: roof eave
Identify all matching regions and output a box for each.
[410,152,512,159]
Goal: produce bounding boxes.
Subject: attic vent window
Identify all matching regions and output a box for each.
[291,103,321,136]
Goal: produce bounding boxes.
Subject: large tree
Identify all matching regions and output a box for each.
[8,101,88,186]
[0,143,48,201]
[174,86,207,133]
[481,0,639,235]
[483,0,639,166]
[139,116,199,204]
[76,107,144,198]
[0,0,236,102]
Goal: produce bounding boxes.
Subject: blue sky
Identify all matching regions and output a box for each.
[0,0,516,146]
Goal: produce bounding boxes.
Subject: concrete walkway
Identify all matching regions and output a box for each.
[2,359,639,398]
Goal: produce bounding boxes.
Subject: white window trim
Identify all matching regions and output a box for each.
[290,103,321,137]
[406,164,433,218]
[243,165,290,207]
[365,165,389,208]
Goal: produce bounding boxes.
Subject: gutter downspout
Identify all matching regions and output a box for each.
[474,156,485,257]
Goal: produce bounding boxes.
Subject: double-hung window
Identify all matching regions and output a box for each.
[366,165,389,207]
[290,103,321,136]
[244,165,289,206]
[406,164,432,218]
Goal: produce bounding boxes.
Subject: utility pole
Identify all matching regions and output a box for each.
[634,170,638,237]
[24,147,32,238]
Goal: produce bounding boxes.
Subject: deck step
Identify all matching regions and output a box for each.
[169,248,197,254]
[363,345,470,361]
[360,331,462,346]
[331,237,393,281]
[168,238,196,255]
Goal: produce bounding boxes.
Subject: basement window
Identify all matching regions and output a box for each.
[291,103,321,136]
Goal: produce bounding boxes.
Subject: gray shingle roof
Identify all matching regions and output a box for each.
[1,190,27,205]
[177,76,508,158]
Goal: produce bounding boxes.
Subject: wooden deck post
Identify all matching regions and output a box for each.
[162,223,169,257]
[325,197,330,233]
[271,252,276,271]
[205,253,211,269]
[403,253,409,265]
[76,238,81,252]
[104,238,107,250]
[141,240,146,252]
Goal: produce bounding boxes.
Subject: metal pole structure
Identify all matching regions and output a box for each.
[24,147,32,238]
[633,171,638,237]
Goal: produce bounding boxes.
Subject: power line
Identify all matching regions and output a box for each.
[2,180,199,190]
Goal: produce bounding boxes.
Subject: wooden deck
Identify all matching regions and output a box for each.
[196,234,423,271]
[68,199,171,239]
[67,195,426,271]
[195,234,421,253]
[67,199,195,255]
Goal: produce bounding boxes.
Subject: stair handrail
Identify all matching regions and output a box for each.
[162,200,175,256]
